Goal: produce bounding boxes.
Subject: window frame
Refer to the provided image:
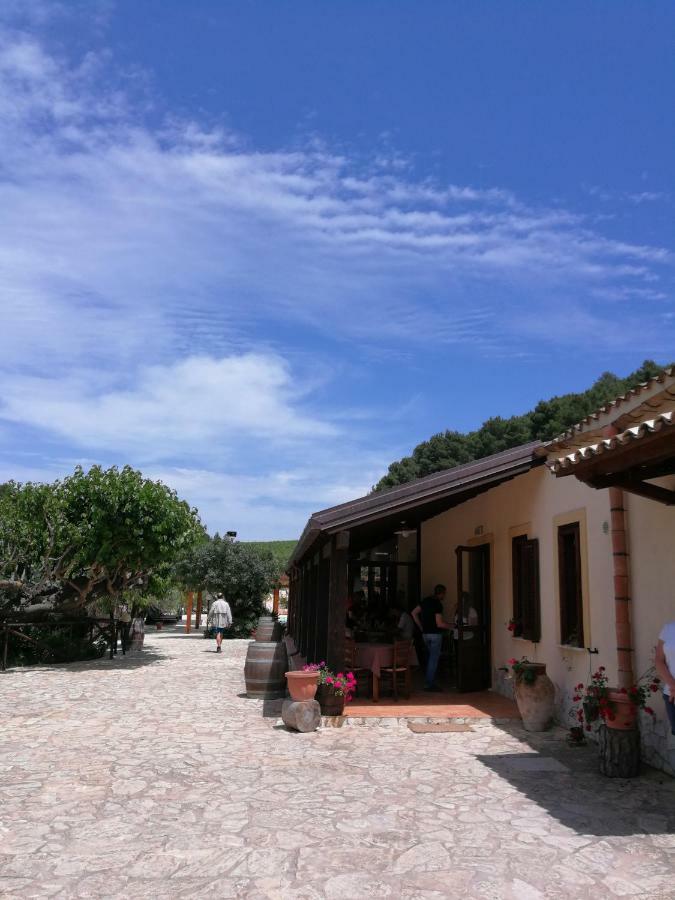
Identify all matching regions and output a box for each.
[511,534,541,643]
[557,521,584,648]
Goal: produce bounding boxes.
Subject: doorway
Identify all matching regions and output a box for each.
[455,544,491,692]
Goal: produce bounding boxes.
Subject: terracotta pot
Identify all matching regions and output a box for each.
[514,664,555,731]
[155,622,163,631]
[316,684,346,716]
[285,670,319,701]
[606,690,638,731]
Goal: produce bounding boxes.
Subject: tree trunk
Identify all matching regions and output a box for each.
[598,725,640,777]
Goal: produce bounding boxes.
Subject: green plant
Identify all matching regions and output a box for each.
[506,656,540,685]
[570,666,660,730]
[303,662,357,700]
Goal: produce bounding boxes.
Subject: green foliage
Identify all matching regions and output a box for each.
[1,465,203,611]
[5,621,107,667]
[241,540,297,569]
[174,536,281,638]
[374,359,669,491]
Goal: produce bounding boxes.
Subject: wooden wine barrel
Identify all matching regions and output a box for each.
[255,616,284,642]
[244,641,288,699]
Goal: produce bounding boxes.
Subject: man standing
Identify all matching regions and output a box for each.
[412,584,451,691]
[207,593,233,653]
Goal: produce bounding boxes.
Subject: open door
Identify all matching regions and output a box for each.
[455,544,491,692]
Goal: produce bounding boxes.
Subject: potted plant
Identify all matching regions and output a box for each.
[285,668,320,701]
[303,662,357,716]
[505,656,555,732]
[571,667,659,733]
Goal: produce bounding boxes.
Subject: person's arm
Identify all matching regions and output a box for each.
[411,605,422,631]
[655,640,675,701]
[435,613,451,630]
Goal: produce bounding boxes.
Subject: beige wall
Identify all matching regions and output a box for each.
[420,465,675,760]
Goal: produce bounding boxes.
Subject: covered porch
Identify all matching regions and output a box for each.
[286,442,542,710]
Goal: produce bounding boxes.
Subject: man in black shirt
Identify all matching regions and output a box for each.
[412,584,452,691]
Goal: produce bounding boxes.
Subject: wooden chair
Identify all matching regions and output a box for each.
[374,640,413,702]
[344,637,372,698]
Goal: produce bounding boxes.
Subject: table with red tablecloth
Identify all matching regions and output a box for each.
[354,642,419,678]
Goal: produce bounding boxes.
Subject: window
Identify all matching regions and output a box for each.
[558,522,584,647]
[512,535,541,642]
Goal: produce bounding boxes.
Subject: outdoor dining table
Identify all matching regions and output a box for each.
[354,641,419,678]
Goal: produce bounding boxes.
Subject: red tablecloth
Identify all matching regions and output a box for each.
[354,642,418,678]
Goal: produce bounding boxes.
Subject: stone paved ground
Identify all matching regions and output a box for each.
[2,628,675,900]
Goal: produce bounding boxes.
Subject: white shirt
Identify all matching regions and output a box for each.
[659,622,675,696]
[454,607,478,640]
[398,612,415,640]
[208,598,233,629]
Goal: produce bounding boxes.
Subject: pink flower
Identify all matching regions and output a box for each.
[507,658,517,666]
[645,706,654,716]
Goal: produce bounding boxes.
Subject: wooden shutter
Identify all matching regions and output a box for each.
[512,536,541,643]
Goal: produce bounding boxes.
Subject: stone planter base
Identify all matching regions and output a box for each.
[281,699,321,732]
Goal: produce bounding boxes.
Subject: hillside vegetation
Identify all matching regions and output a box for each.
[242,540,297,568]
[374,359,668,492]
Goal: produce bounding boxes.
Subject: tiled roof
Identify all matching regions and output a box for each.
[548,411,674,474]
[547,366,675,450]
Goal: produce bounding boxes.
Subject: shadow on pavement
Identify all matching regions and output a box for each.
[478,720,675,837]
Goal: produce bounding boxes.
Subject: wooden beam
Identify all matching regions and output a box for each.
[326,535,349,672]
[195,590,203,630]
[588,474,675,506]
[272,586,279,616]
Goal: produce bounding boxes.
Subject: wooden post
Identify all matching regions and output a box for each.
[273,586,280,616]
[185,591,193,634]
[196,590,203,631]
[326,533,349,672]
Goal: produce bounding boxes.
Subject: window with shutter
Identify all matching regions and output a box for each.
[512,535,541,642]
[558,522,584,647]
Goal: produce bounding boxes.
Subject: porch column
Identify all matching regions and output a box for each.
[272,586,280,616]
[326,532,349,672]
[604,425,635,689]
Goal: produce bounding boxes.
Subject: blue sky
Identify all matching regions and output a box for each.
[0,1,673,539]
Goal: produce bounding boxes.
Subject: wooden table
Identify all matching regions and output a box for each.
[354,642,419,700]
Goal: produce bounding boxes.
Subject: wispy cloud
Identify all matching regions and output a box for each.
[0,22,673,535]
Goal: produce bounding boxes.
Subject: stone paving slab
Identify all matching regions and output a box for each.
[2,627,675,899]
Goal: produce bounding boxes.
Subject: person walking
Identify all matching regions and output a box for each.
[412,584,451,691]
[207,594,233,653]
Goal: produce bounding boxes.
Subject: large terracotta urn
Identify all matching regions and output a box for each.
[513,663,555,732]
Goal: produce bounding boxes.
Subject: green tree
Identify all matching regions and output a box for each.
[174,535,281,638]
[374,359,670,491]
[1,465,203,612]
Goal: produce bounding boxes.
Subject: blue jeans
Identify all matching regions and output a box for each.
[423,633,442,688]
[664,694,675,735]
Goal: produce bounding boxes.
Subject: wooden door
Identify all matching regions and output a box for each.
[455,544,491,692]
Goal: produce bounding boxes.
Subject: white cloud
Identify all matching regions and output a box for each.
[0,353,337,457]
[0,24,673,537]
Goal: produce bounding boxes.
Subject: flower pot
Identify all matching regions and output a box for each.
[606,691,638,731]
[155,622,163,631]
[316,683,346,716]
[285,670,319,701]
[513,664,555,731]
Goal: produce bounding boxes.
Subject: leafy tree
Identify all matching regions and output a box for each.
[1,465,203,613]
[174,535,281,637]
[374,359,670,491]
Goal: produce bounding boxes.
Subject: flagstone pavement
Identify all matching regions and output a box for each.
[2,627,675,900]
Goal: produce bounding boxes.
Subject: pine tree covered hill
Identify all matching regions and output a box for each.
[241,540,297,569]
[373,359,670,492]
